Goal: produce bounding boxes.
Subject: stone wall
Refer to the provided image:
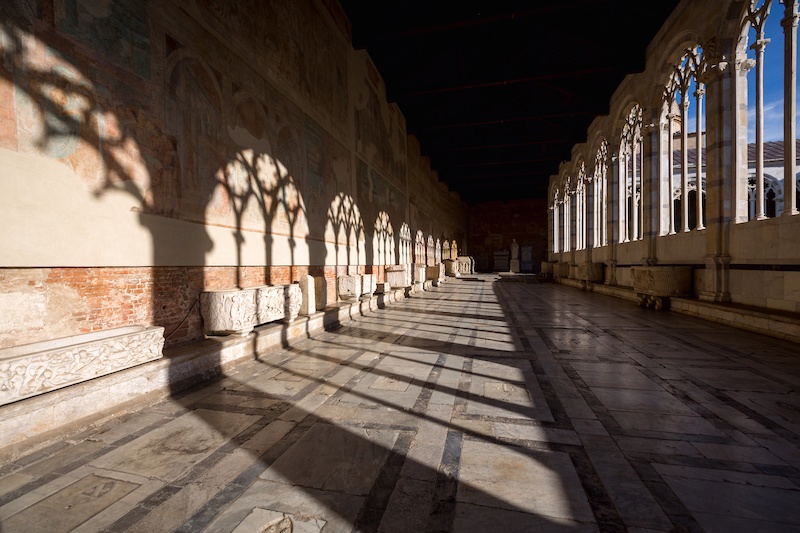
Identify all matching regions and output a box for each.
[469,199,548,272]
[0,0,467,348]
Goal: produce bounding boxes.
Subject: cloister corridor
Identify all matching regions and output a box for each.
[1,277,798,532]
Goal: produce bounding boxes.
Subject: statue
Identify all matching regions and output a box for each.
[511,239,519,260]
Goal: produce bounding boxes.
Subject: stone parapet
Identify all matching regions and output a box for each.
[0,325,165,407]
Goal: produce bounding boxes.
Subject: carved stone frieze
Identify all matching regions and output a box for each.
[201,284,305,335]
[0,325,165,406]
[201,289,258,335]
[256,285,287,325]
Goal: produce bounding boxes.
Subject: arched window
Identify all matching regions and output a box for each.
[552,189,561,253]
[665,45,706,232]
[739,0,798,220]
[399,223,412,264]
[592,140,609,247]
[576,161,587,250]
[620,105,643,242]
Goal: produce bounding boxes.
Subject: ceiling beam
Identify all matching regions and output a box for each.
[423,112,595,130]
[405,68,614,97]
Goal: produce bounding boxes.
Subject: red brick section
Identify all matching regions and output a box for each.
[0,76,17,151]
[2,264,381,349]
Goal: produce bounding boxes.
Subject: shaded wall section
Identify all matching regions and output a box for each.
[469,199,548,272]
[0,0,467,349]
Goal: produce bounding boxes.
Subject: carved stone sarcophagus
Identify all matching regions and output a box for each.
[0,325,165,406]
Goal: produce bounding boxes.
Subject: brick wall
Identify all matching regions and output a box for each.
[0,265,370,349]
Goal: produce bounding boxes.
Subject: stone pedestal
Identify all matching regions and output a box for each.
[541,261,556,277]
[510,259,520,273]
[375,281,391,294]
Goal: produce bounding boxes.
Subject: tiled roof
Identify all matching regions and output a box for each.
[673,140,800,167]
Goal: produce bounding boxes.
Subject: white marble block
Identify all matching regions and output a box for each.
[299,275,316,316]
[362,274,377,297]
[201,288,258,335]
[337,275,363,301]
[386,265,410,288]
[413,264,427,290]
[0,325,165,406]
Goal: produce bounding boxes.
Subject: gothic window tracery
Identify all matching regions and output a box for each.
[592,140,609,248]
[665,45,706,233]
[620,105,643,242]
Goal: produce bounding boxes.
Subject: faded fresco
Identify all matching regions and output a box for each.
[353,70,407,188]
[55,0,151,79]
[187,0,349,135]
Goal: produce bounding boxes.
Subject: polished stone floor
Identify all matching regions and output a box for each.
[1,275,800,532]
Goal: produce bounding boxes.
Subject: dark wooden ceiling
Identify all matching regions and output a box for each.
[340,0,681,205]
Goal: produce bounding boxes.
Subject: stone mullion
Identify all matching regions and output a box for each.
[752,36,769,219]
[783,0,799,216]
[632,141,640,241]
[695,86,706,230]
[668,113,677,234]
[681,98,691,231]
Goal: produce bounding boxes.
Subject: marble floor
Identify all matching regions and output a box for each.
[1,275,800,532]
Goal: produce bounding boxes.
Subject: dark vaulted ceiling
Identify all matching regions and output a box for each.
[339,0,681,205]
